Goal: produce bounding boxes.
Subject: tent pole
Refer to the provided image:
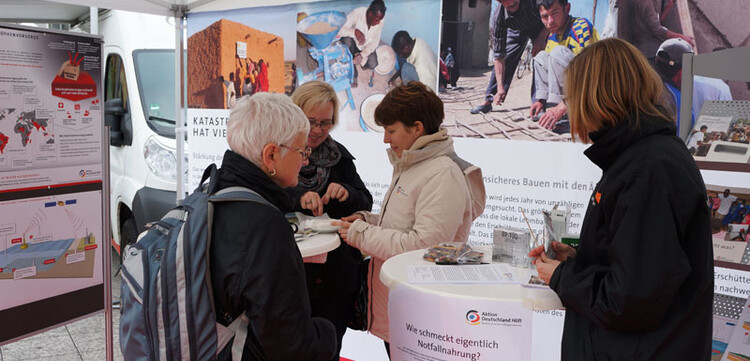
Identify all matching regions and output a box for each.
[89,7,98,35]
[174,7,186,204]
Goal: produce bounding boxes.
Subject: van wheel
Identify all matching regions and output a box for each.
[120,218,138,263]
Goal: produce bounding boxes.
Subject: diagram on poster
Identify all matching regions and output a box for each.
[0,193,101,280]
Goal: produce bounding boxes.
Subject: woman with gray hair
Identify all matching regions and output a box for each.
[209,93,337,360]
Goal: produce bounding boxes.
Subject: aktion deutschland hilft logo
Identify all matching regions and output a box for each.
[465,310,480,325]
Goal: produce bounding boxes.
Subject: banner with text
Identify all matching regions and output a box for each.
[389,285,533,361]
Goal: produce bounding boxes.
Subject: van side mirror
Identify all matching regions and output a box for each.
[105,99,132,146]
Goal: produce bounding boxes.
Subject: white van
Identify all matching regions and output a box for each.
[99,10,182,256]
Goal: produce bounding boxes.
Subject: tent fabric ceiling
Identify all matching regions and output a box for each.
[0,1,91,23]
[41,0,317,17]
[0,0,317,23]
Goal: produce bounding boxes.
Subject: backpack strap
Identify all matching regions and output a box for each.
[206,186,274,361]
[210,186,278,211]
[198,163,219,194]
[229,314,251,361]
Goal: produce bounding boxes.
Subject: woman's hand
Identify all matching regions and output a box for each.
[534,252,561,285]
[332,220,353,243]
[341,213,365,223]
[322,182,349,204]
[300,191,323,216]
[528,241,575,284]
[551,241,577,261]
[332,213,364,244]
[528,241,576,262]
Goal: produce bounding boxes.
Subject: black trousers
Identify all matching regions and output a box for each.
[339,36,378,80]
[484,27,528,102]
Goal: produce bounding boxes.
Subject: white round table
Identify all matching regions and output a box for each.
[380,249,562,310]
[296,232,340,258]
[381,249,565,361]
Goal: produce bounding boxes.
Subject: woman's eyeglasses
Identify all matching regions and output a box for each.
[279,144,312,160]
[309,120,334,130]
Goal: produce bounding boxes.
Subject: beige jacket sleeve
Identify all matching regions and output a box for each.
[356,210,380,225]
[346,169,469,261]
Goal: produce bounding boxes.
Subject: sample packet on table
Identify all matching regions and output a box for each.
[423,242,485,265]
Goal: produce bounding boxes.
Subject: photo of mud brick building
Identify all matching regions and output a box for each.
[188,18,285,108]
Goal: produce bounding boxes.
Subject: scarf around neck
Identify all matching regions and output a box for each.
[297,136,341,193]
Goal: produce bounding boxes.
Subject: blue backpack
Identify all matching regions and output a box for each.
[119,165,274,361]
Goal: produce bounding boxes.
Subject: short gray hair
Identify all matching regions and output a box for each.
[227,93,310,166]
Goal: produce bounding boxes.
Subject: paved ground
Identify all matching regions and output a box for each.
[0,248,123,361]
[440,67,572,142]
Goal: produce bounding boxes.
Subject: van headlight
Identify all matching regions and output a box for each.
[143,136,177,182]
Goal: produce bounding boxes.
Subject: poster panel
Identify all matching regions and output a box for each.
[0,190,104,311]
[0,26,103,190]
[388,285,533,361]
[0,24,104,345]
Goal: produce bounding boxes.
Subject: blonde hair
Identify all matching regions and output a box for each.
[227,93,310,166]
[564,38,674,143]
[290,81,339,125]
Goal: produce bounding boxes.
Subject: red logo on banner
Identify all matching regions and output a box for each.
[85,244,98,251]
[44,259,55,265]
[11,238,22,244]
[74,104,80,110]
[58,102,64,108]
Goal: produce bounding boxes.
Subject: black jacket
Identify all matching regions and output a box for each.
[286,140,373,301]
[211,150,336,361]
[550,116,713,360]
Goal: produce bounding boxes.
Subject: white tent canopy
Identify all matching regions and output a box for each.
[5,0,316,20]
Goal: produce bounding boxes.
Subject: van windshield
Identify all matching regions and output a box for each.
[133,49,177,139]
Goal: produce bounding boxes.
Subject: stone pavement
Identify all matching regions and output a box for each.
[440,67,572,142]
[0,248,123,361]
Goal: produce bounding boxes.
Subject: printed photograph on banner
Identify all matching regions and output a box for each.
[438,0,748,141]
[186,4,298,109]
[708,184,750,265]
[688,101,750,170]
[295,0,441,132]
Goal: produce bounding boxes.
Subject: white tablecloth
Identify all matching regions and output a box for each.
[380,249,562,310]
